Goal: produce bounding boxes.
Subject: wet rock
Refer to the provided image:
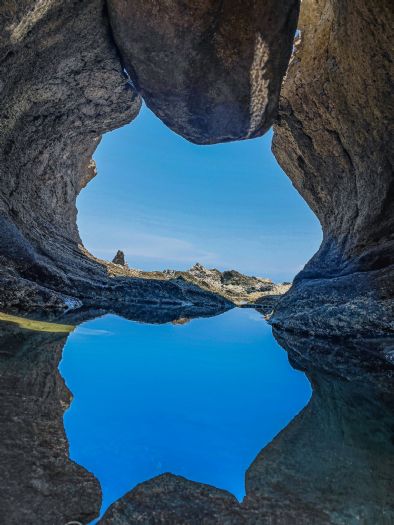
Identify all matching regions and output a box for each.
[107,0,299,144]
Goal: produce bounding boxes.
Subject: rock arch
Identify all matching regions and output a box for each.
[0,0,392,335]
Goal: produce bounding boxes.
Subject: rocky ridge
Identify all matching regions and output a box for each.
[108,260,292,316]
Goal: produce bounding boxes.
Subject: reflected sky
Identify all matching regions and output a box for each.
[59,308,311,518]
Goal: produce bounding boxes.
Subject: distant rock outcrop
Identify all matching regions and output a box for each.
[112,250,127,267]
[121,263,291,317]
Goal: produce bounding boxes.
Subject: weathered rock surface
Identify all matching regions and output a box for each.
[99,474,245,525]
[112,249,127,267]
[271,0,394,335]
[1,0,393,335]
[0,1,232,315]
[107,0,299,144]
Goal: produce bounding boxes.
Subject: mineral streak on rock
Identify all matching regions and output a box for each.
[270,0,394,335]
[107,0,300,144]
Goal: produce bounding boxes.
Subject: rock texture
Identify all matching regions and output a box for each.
[100,474,245,525]
[107,0,299,144]
[142,263,291,308]
[270,0,394,335]
[1,0,393,335]
[1,312,392,523]
[0,1,232,316]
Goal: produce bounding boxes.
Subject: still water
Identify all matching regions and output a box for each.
[59,308,311,519]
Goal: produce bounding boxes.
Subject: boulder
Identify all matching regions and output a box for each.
[107,0,299,144]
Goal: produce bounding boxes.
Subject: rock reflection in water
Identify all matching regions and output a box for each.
[0,310,393,525]
[0,322,101,525]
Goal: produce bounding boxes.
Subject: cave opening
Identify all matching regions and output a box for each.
[77,104,322,284]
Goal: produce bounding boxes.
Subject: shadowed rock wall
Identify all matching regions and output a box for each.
[0,0,231,313]
[0,0,136,307]
[270,0,394,335]
[107,0,299,144]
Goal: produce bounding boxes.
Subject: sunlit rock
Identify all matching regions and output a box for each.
[107,0,299,144]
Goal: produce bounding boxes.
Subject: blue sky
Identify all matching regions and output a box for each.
[77,105,321,282]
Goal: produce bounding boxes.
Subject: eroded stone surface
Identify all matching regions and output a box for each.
[99,474,245,525]
[271,0,394,335]
[107,0,299,144]
[1,0,393,335]
[0,0,232,315]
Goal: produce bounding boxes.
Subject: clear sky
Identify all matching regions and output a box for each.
[77,104,322,282]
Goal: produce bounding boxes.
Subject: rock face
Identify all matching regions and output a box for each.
[270,0,394,335]
[99,474,244,525]
[107,0,299,144]
[0,0,231,315]
[0,0,392,335]
[1,313,392,523]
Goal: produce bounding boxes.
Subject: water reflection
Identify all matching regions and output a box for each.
[0,309,392,524]
[60,309,311,515]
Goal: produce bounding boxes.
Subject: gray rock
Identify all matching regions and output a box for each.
[99,473,245,525]
[0,325,101,524]
[270,0,394,335]
[107,0,299,144]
